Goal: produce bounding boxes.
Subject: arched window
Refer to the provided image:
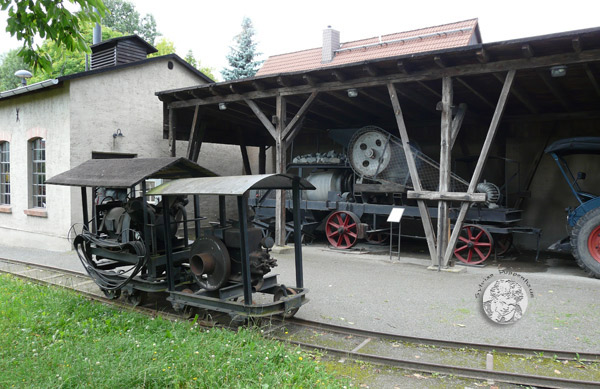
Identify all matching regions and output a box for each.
[30,138,46,208]
[0,141,9,205]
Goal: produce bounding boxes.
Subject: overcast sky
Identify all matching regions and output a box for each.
[1,0,599,80]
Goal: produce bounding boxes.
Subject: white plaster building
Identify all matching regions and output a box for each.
[0,35,245,251]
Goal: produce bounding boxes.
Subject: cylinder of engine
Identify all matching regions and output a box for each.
[304,170,348,201]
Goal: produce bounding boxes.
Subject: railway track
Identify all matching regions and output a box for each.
[2,257,599,388]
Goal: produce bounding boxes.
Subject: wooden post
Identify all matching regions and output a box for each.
[437,77,453,267]
[259,146,266,174]
[275,95,287,246]
[387,82,438,264]
[168,108,176,157]
[239,134,252,175]
[186,105,200,159]
[442,70,516,266]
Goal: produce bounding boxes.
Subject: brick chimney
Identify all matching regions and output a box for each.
[322,26,340,63]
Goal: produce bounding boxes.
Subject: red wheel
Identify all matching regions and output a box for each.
[326,211,360,249]
[587,225,600,263]
[454,224,494,264]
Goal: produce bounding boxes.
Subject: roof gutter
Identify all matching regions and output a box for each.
[0,78,60,99]
[335,28,473,54]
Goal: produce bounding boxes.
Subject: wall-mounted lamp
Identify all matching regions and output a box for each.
[113,129,124,138]
[347,88,358,98]
[218,102,227,110]
[550,65,567,78]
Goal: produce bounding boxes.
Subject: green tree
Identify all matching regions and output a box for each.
[221,17,262,80]
[149,38,176,57]
[102,0,159,44]
[0,49,27,91]
[27,24,123,84]
[184,50,216,81]
[1,0,107,72]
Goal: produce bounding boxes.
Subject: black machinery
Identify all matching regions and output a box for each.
[47,158,314,318]
[251,125,541,264]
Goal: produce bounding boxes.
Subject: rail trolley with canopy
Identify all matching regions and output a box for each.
[47,158,314,318]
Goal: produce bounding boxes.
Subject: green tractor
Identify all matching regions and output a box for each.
[546,137,600,277]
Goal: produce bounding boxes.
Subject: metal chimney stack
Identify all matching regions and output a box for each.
[92,7,101,45]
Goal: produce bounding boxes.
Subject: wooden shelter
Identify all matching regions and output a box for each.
[156,26,600,268]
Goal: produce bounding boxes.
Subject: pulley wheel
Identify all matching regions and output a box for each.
[326,211,361,249]
[348,127,392,178]
[189,236,231,291]
[454,224,494,265]
[366,231,389,245]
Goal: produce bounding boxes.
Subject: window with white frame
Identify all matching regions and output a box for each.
[30,138,46,208]
[0,141,9,205]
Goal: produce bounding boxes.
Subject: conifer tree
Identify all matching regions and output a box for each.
[221,17,262,81]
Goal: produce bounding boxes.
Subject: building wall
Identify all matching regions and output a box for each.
[0,56,247,252]
[0,87,73,251]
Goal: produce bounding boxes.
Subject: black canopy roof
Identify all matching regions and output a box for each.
[46,157,217,188]
[545,137,600,156]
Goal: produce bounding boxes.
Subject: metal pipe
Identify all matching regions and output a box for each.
[219,195,227,226]
[292,178,304,288]
[162,198,175,291]
[237,195,252,304]
[193,195,201,238]
[0,79,59,99]
[81,187,89,228]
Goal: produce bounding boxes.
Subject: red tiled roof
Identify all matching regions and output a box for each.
[257,19,480,76]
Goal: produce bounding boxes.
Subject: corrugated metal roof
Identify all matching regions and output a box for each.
[46,157,217,188]
[147,174,315,196]
[257,19,480,76]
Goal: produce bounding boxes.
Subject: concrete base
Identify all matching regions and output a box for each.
[427,265,466,273]
[271,245,293,254]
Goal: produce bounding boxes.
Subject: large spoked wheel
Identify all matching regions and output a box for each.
[366,231,389,245]
[325,211,360,249]
[454,224,494,265]
[571,207,600,278]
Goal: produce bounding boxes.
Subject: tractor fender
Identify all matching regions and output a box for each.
[569,197,600,227]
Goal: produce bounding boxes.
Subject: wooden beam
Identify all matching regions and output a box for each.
[209,85,221,96]
[396,86,438,114]
[167,48,600,109]
[303,74,318,86]
[252,81,265,91]
[583,63,600,97]
[229,84,239,94]
[434,55,446,68]
[387,82,438,264]
[239,134,252,175]
[521,44,534,58]
[572,37,582,54]
[168,108,176,157]
[244,99,278,140]
[492,73,538,114]
[359,89,392,107]
[456,77,495,109]
[407,191,486,202]
[258,145,266,174]
[397,60,411,74]
[186,105,200,159]
[449,103,467,149]
[284,116,305,148]
[476,48,489,64]
[191,122,206,162]
[417,81,442,98]
[364,64,378,77]
[275,95,287,246]
[537,69,573,111]
[442,70,516,266]
[331,70,346,82]
[277,76,292,87]
[437,77,453,267]
[282,91,318,140]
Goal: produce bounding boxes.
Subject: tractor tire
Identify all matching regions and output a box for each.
[570,207,600,278]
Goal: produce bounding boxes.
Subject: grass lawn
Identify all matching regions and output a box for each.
[0,274,348,388]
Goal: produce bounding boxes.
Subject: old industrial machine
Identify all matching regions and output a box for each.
[546,137,600,278]
[47,158,314,318]
[252,125,540,264]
